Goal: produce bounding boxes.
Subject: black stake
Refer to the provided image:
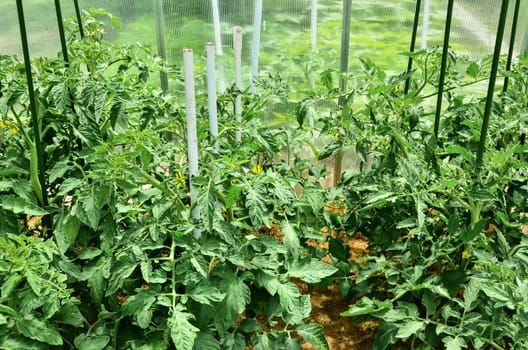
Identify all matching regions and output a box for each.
[503,0,521,92]
[54,0,69,63]
[433,0,454,138]
[73,0,85,39]
[476,0,510,169]
[405,0,422,95]
[16,0,48,207]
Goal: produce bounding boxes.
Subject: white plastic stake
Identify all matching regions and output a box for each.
[205,43,219,151]
[311,0,318,52]
[211,0,226,92]
[250,0,263,94]
[422,0,430,49]
[233,26,243,143]
[183,48,201,237]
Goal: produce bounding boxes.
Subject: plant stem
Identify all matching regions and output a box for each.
[169,239,177,310]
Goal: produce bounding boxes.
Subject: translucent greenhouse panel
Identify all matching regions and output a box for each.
[0,0,77,57]
[448,0,527,58]
[79,0,156,44]
[1,0,527,77]
[347,0,417,72]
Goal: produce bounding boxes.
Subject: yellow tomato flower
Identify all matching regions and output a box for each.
[174,171,187,188]
[252,164,263,174]
[461,250,471,260]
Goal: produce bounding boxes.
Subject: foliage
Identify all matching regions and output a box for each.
[303,48,528,349]
[0,9,338,349]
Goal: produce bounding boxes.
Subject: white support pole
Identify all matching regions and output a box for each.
[311,0,318,52]
[183,48,201,238]
[233,26,243,143]
[422,0,430,49]
[522,9,528,53]
[211,0,226,92]
[250,0,263,94]
[205,43,219,151]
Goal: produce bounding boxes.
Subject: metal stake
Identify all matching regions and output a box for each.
[433,0,454,138]
[476,0,510,169]
[405,0,422,94]
[503,0,521,92]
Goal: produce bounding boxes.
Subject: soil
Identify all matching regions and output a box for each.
[301,234,378,350]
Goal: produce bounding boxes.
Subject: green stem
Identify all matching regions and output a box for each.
[420,77,492,100]
[136,167,185,212]
[468,198,482,227]
[170,239,177,311]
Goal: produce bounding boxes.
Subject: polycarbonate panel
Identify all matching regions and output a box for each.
[1,0,527,73]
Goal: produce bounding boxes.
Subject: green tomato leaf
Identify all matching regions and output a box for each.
[373,323,398,350]
[285,337,302,350]
[214,275,251,332]
[74,334,110,350]
[245,183,269,229]
[1,336,49,350]
[82,196,100,230]
[396,320,425,339]
[466,62,480,79]
[224,185,243,209]
[193,330,221,350]
[169,308,199,350]
[120,289,157,318]
[281,221,301,257]
[1,274,24,299]
[287,258,338,283]
[341,297,392,317]
[277,282,310,324]
[188,283,225,305]
[296,323,329,350]
[443,335,467,350]
[56,178,83,196]
[0,195,48,216]
[48,160,73,184]
[54,213,80,254]
[255,270,280,295]
[53,302,84,327]
[16,315,62,345]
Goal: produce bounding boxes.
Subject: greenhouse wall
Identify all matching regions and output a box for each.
[2,0,527,77]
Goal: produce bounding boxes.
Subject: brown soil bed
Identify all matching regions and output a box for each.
[302,283,377,350]
[301,234,377,349]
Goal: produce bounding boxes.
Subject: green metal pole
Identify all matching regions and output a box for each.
[433,0,454,138]
[335,0,352,186]
[476,0,510,169]
[54,0,69,64]
[153,0,169,93]
[16,0,48,207]
[405,0,422,95]
[73,0,85,38]
[503,0,521,92]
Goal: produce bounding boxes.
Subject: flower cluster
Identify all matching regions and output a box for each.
[0,119,19,135]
